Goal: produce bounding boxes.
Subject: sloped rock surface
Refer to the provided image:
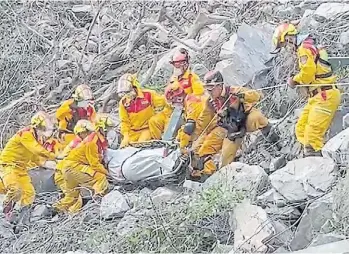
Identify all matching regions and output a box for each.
[100,190,131,219]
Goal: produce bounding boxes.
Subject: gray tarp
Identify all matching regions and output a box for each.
[104,147,181,182]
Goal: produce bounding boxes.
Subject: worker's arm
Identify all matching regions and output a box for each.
[119,100,131,136]
[147,89,166,110]
[21,131,56,161]
[190,73,205,96]
[193,98,215,138]
[55,102,72,131]
[85,140,108,175]
[293,46,317,85]
[231,86,262,104]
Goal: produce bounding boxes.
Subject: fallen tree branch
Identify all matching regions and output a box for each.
[141,55,158,86]
[21,22,53,47]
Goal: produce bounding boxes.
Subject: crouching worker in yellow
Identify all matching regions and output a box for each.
[54,114,115,213]
[56,84,96,147]
[118,73,166,148]
[272,23,341,156]
[188,71,279,182]
[0,111,56,225]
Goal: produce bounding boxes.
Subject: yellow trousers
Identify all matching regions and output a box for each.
[193,109,268,175]
[0,166,35,207]
[53,166,108,213]
[129,129,152,143]
[149,111,169,140]
[54,170,67,193]
[295,88,341,151]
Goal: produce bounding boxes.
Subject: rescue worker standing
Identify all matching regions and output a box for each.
[118,73,166,148]
[272,23,341,156]
[0,111,56,225]
[188,70,279,181]
[148,47,206,144]
[56,84,96,147]
[54,114,115,213]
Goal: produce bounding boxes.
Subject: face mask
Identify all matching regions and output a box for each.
[41,129,53,138]
[173,68,184,76]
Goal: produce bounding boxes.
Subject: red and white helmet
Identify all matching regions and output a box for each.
[170,48,190,68]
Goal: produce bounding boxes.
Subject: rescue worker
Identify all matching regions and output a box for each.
[56,84,96,147]
[0,111,56,226]
[118,73,166,148]
[54,114,115,213]
[272,23,341,156]
[188,70,279,182]
[149,81,206,149]
[148,47,205,143]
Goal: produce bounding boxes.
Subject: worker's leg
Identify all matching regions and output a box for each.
[128,130,141,143]
[54,170,67,193]
[220,138,243,168]
[295,100,312,146]
[149,112,168,140]
[18,172,35,207]
[305,88,341,151]
[196,127,227,176]
[137,129,152,142]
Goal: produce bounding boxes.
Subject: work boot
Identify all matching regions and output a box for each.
[14,206,32,234]
[261,124,280,143]
[304,145,322,157]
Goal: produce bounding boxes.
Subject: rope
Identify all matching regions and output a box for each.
[253,82,349,92]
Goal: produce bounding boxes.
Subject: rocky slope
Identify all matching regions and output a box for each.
[1,0,349,253]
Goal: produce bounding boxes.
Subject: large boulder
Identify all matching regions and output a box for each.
[100,190,131,219]
[230,202,291,252]
[313,3,349,22]
[198,25,228,48]
[290,193,334,251]
[29,168,57,193]
[322,127,349,166]
[215,23,274,88]
[203,162,268,196]
[269,157,337,203]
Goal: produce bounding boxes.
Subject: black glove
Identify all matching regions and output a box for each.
[227,127,246,142]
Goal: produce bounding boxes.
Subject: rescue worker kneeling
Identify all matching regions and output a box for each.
[272,23,341,156]
[54,114,115,213]
[118,73,166,148]
[0,111,56,225]
[56,84,96,147]
[189,70,279,181]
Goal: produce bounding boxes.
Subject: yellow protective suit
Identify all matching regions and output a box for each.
[192,86,268,176]
[54,131,108,213]
[56,99,96,147]
[119,86,166,143]
[0,127,56,208]
[293,36,341,151]
[149,69,206,144]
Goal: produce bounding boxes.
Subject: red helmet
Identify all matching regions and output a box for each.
[164,83,186,104]
[170,48,189,68]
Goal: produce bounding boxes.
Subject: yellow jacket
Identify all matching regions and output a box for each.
[62,132,108,175]
[170,69,205,96]
[56,136,83,172]
[119,86,166,136]
[56,99,97,133]
[293,36,336,91]
[0,127,56,170]
[195,86,262,135]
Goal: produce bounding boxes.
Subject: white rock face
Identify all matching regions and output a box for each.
[339,31,349,46]
[151,187,178,205]
[313,3,349,21]
[322,127,349,166]
[215,23,274,88]
[203,162,268,195]
[231,202,275,253]
[290,193,334,251]
[269,157,337,203]
[100,190,130,219]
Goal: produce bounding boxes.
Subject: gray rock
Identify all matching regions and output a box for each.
[29,169,57,194]
[56,60,71,69]
[212,243,234,253]
[231,202,275,253]
[198,25,228,49]
[31,204,51,222]
[257,189,287,207]
[291,239,349,253]
[269,155,287,173]
[322,127,349,166]
[290,193,334,251]
[340,31,349,46]
[270,220,293,247]
[183,179,204,192]
[100,190,130,219]
[0,218,13,239]
[215,23,274,88]
[265,204,302,222]
[151,187,178,205]
[313,3,349,22]
[274,246,290,253]
[71,5,93,16]
[116,214,139,236]
[192,63,208,78]
[297,9,315,31]
[203,162,269,196]
[269,157,337,203]
[343,113,349,129]
[219,33,237,60]
[310,233,346,247]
